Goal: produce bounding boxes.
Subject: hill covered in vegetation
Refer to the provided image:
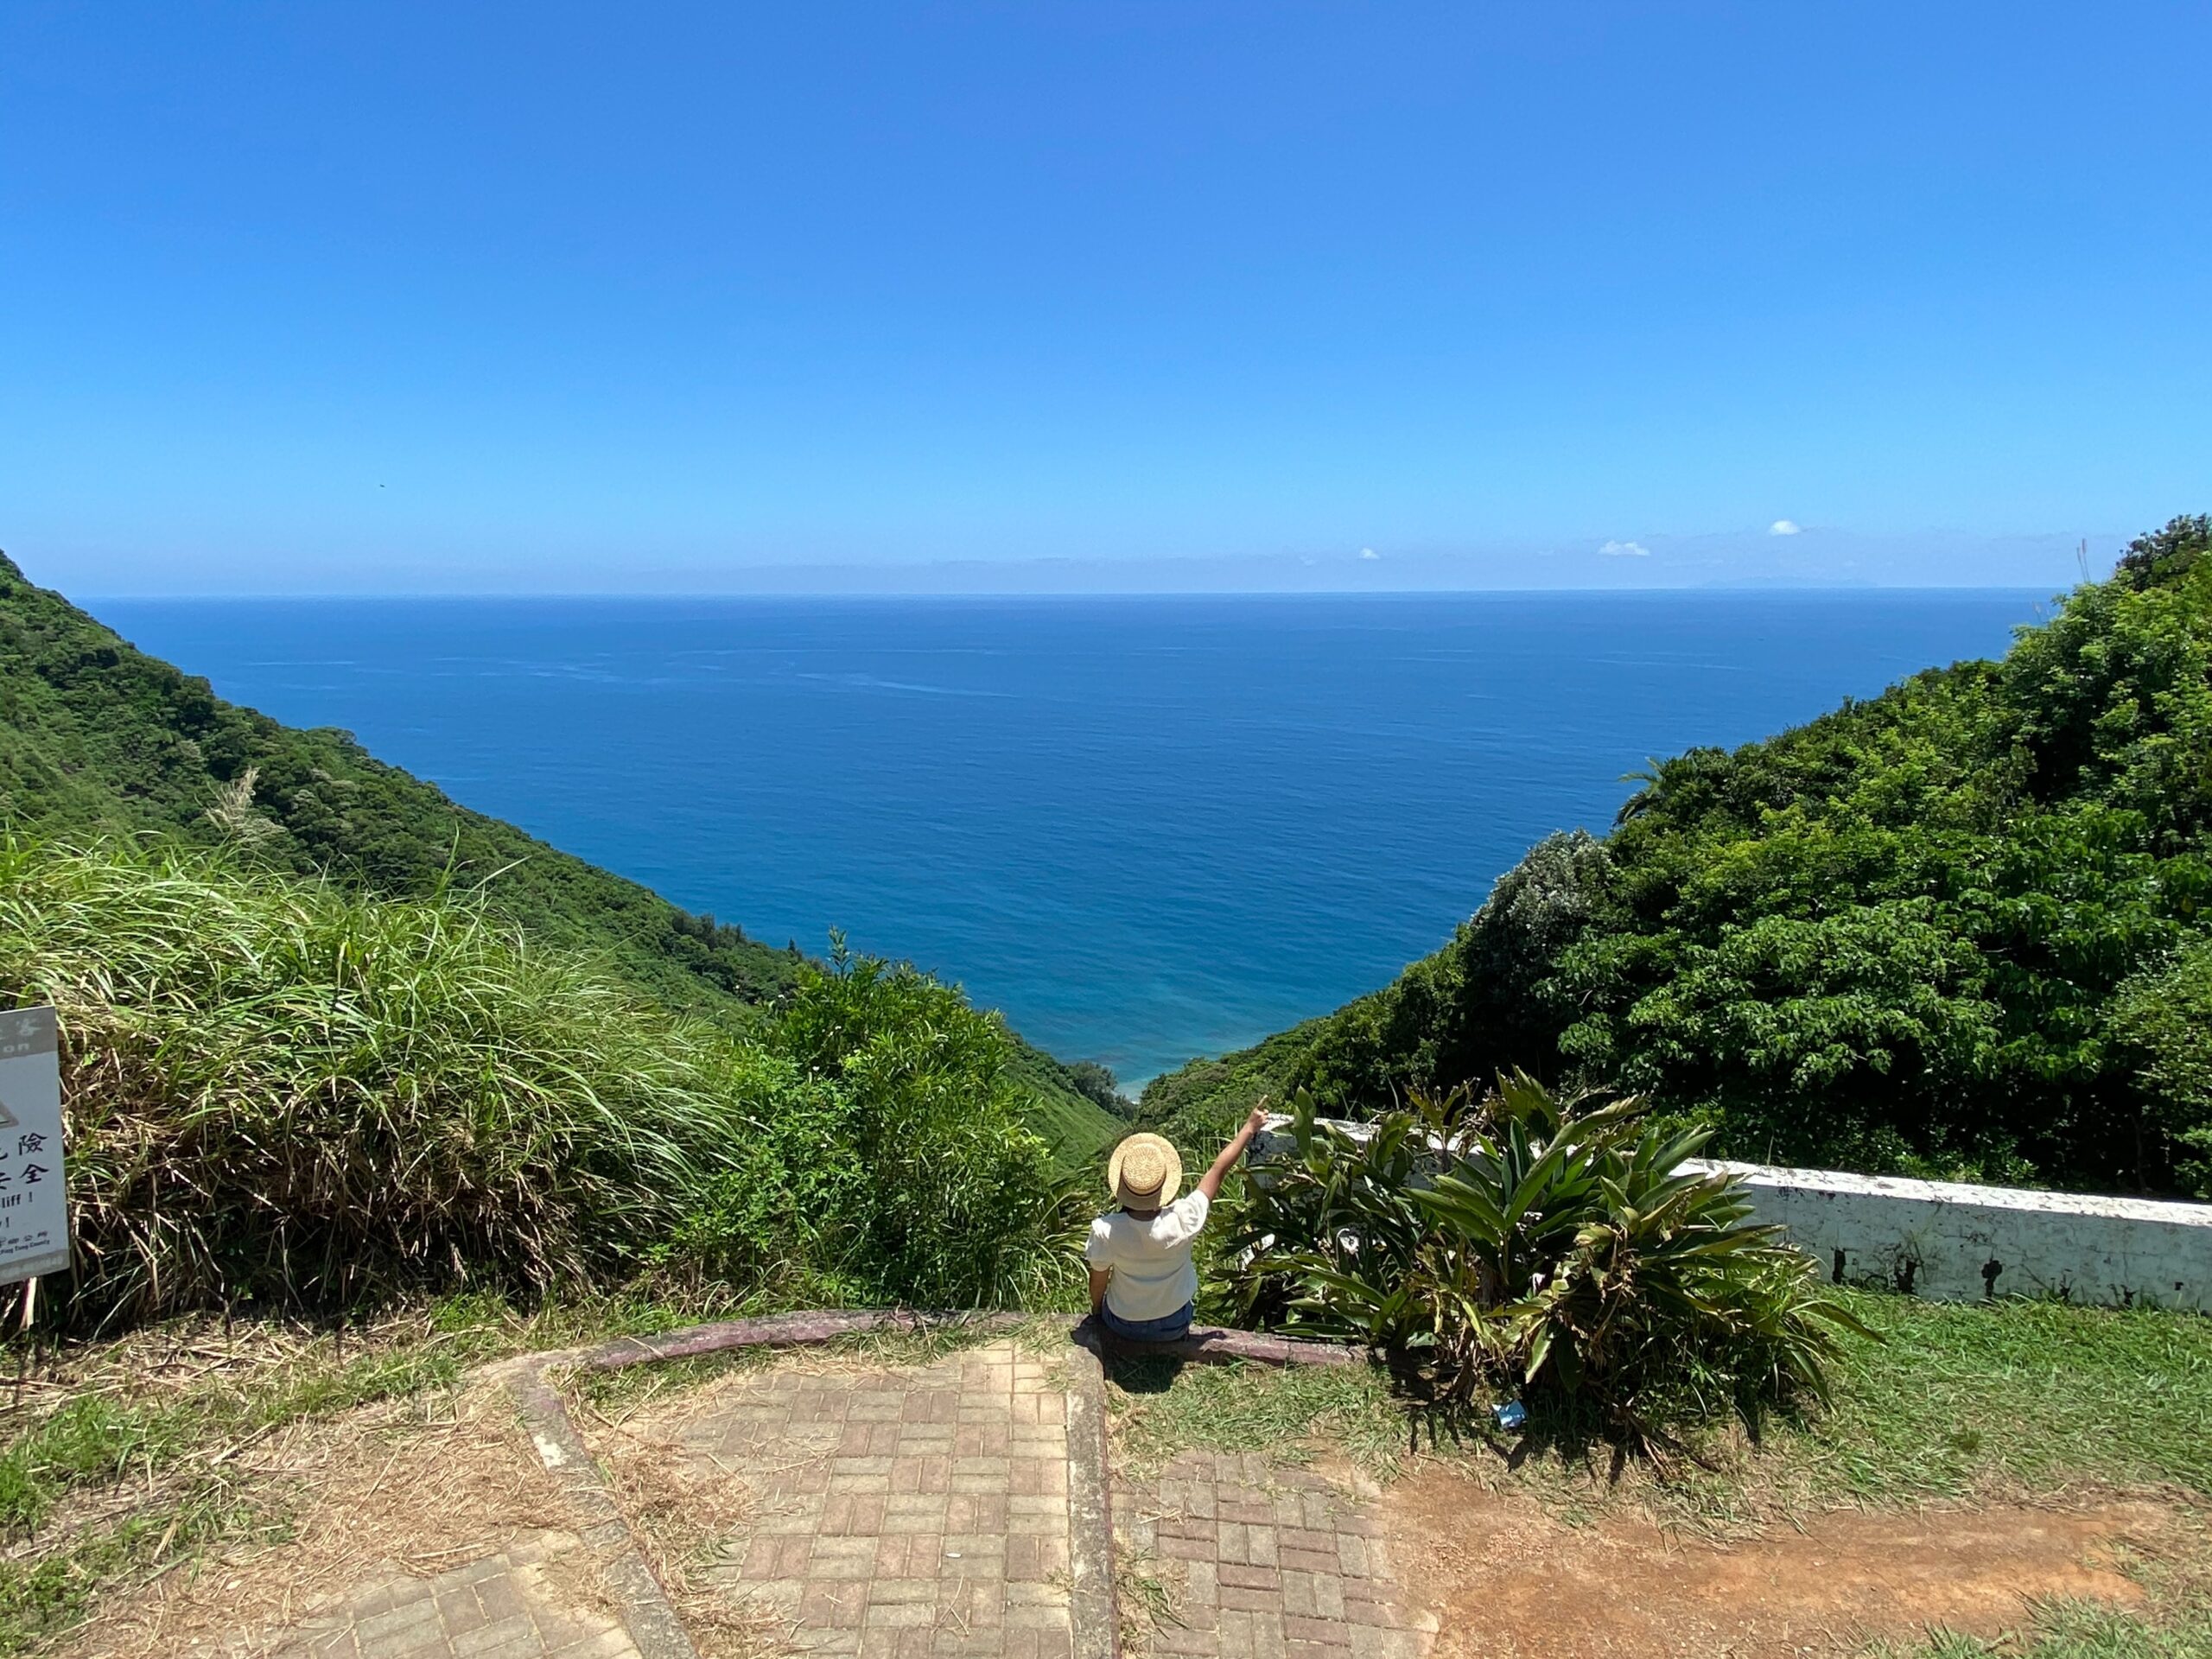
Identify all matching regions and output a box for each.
[1145,516,2212,1199]
[0,553,1125,1164]
[2,836,1085,1325]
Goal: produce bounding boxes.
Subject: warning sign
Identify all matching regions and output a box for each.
[0,1009,69,1285]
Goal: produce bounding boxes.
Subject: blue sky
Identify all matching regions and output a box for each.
[4,3,2207,595]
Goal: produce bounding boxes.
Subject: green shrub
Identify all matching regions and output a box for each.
[2110,935,2212,1198]
[766,937,1085,1307]
[1224,1075,1859,1438]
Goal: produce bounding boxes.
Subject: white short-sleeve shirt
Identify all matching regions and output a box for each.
[1084,1192,1211,1322]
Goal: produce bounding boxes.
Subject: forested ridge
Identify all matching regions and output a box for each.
[1145,516,2212,1198]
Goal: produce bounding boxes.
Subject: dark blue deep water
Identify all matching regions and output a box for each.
[95,591,2048,1085]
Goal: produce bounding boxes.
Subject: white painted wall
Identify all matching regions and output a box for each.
[1252,1119,2212,1313]
[1691,1159,2211,1312]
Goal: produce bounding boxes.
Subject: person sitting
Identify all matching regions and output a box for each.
[1085,1108,1268,1344]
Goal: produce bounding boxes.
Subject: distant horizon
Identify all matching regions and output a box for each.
[35,526,2114,603]
[73,580,2067,603]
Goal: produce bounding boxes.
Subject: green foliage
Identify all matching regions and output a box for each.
[1065,1060,1128,1114]
[1224,1077,1857,1436]
[2109,937,2212,1197]
[1105,1281,2212,1508]
[2115,512,2212,592]
[1003,1049,1130,1166]
[0,839,1079,1326]
[672,934,1086,1308]
[1153,515,2212,1194]
[1138,1016,1326,1147]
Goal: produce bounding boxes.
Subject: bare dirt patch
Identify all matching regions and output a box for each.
[1385,1465,2181,1659]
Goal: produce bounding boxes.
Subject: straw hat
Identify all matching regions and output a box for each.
[1108,1133,1183,1210]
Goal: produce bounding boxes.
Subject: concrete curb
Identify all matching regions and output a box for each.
[503,1359,700,1659]
[1062,1341,1121,1659]
[500,1309,1368,1659]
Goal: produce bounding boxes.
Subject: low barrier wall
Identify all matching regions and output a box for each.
[1690,1158,2210,1311]
[1253,1119,2212,1313]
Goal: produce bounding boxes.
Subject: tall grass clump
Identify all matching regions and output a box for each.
[1223,1075,1862,1443]
[0,836,785,1325]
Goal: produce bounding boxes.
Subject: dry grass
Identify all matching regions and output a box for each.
[1111,1541,1186,1659]
[0,836,785,1327]
[0,1294,751,1654]
[51,1373,573,1658]
[571,1315,1052,1418]
[587,1412,782,1659]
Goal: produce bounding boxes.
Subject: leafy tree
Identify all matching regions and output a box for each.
[1065,1060,1128,1113]
[2110,937,2212,1198]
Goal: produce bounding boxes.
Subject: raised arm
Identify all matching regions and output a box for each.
[1195,1106,1269,1203]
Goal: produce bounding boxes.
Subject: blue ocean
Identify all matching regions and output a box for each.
[96,591,2049,1087]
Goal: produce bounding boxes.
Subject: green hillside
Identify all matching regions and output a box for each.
[1143,516,2212,1199]
[0,553,1125,1166]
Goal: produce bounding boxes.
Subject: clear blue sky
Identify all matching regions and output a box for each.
[4,3,2207,594]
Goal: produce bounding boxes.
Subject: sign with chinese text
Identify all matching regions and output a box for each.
[0,1008,68,1285]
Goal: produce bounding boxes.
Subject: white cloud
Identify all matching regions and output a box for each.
[1599,539,1649,557]
[1358,547,1380,560]
[1770,519,1802,537]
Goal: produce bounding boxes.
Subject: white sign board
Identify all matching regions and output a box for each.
[0,1008,69,1285]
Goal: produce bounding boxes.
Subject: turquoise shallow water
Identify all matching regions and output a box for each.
[96,590,2048,1084]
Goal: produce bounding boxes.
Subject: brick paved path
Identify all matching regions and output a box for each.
[1115,1452,1431,1659]
[245,1329,1423,1659]
[269,1529,640,1659]
[671,1339,1074,1659]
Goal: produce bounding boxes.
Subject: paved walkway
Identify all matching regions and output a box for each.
[268,1529,639,1659]
[675,1340,1073,1659]
[242,1330,1426,1659]
[1116,1453,1427,1659]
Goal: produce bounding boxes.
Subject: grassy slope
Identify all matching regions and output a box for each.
[0,552,1117,1157]
[1007,1051,1129,1166]
[1135,1015,1329,1146]
[0,552,796,1013]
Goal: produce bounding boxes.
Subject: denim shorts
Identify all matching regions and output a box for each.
[1099,1300,1195,1342]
